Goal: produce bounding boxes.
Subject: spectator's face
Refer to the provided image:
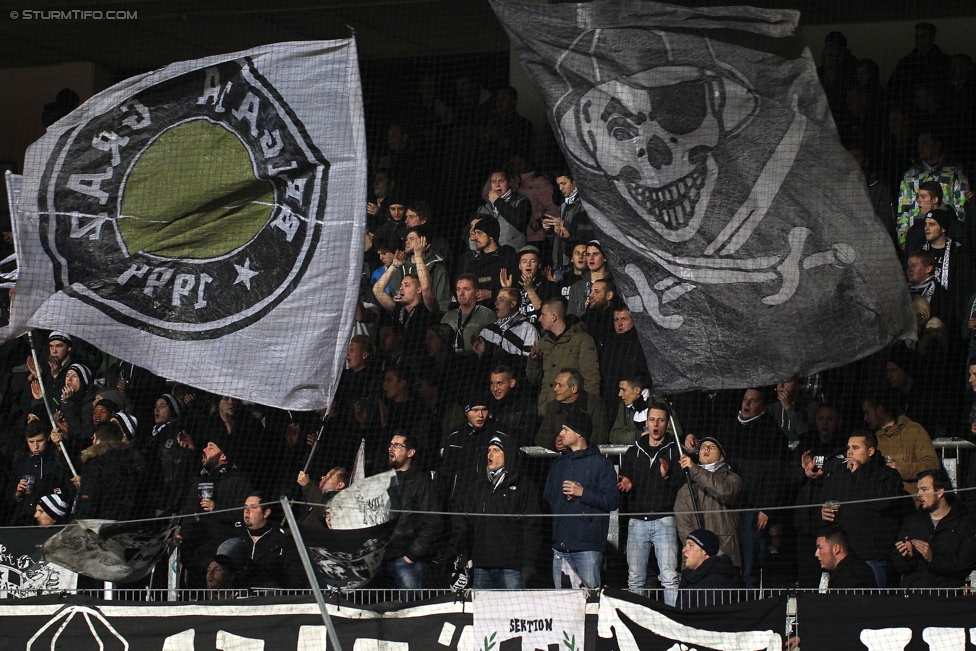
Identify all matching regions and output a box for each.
[487,444,505,471]
[740,390,765,420]
[556,176,576,198]
[558,425,580,449]
[389,203,406,221]
[553,372,576,403]
[490,372,516,400]
[382,371,407,399]
[572,245,588,272]
[404,209,424,227]
[646,409,668,442]
[92,404,113,426]
[456,279,477,307]
[373,173,391,198]
[64,369,82,394]
[847,435,875,465]
[916,189,938,214]
[915,26,934,52]
[917,133,942,161]
[618,380,641,406]
[202,442,225,469]
[815,407,841,439]
[206,561,235,589]
[969,364,976,392]
[377,249,395,268]
[886,362,909,388]
[586,246,606,272]
[219,396,238,421]
[697,441,722,464]
[682,538,707,570]
[519,253,539,278]
[923,217,945,243]
[916,476,942,512]
[425,329,447,356]
[243,496,269,530]
[613,310,634,334]
[814,537,838,570]
[388,436,412,469]
[378,326,399,353]
[586,282,609,309]
[26,433,47,456]
[48,341,69,366]
[34,505,56,527]
[905,255,933,285]
[405,231,423,253]
[154,398,174,425]
[320,468,345,493]
[346,342,369,371]
[470,227,490,251]
[490,172,509,195]
[398,276,421,304]
[494,292,517,318]
[466,406,489,429]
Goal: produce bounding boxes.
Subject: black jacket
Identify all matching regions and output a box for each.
[598,328,648,414]
[821,454,909,561]
[453,439,541,573]
[184,463,253,527]
[75,439,147,521]
[437,422,502,510]
[891,503,976,588]
[140,421,196,515]
[7,446,67,525]
[618,437,682,518]
[489,394,537,448]
[678,555,741,607]
[829,553,878,589]
[721,413,792,512]
[230,522,305,589]
[385,465,442,562]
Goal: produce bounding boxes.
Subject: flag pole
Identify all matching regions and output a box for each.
[27,331,78,477]
[280,496,343,651]
[665,398,705,531]
[302,417,328,475]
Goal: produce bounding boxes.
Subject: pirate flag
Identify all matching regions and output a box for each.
[492,0,914,390]
[11,41,366,410]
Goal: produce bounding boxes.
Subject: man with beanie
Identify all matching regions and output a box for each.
[451,433,541,589]
[437,392,505,511]
[921,208,974,319]
[34,489,70,526]
[141,392,195,515]
[456,216,519,305]
[678,528,740,607]
[675,435,744,570]
[618,401,683,604]
[544,412,619,588]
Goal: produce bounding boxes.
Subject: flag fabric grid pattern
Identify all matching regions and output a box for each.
[11,40,367,410]
[491,0,915,391]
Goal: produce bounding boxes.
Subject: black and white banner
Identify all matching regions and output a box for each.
[301,520,395,590]
[0,595,473,650]
[798,593,976,650]
[0,527,76,597]
[491,0,914,390]
[42,519,176,583]
[597,589,785,650]
[11,40,366,410]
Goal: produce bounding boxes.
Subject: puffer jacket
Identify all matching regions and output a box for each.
[75,439,147,521]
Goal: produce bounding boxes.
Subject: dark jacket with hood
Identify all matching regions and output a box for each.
[678,554,741,607]
[618,436,682,518]
[184,462,253,527]
[437,421,503,511]
[140,420,196,515]
[452,433,542,573]
[385,464,442,563]
[544,444,619,553]
[75,439,147,521]
[7,444,66,525]
[230,521,305,589]
[489,393,537,448]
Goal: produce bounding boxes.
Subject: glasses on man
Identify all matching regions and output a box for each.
[389,443,407,450]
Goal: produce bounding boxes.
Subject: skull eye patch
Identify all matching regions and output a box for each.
[599,80,710,140]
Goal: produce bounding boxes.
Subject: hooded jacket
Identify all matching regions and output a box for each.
[618,436,682,517]
[544,445,619,553]
[675,463,744,568]
[7,444,66,525]
[453,434,542,572]
[75,439,146,521]
[230,521,305,589]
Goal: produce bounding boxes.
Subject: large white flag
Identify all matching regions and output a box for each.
[11,40,366,409]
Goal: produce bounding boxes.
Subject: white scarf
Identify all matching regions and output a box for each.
[701,460,726,473]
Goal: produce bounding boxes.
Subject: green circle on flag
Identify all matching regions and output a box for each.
[119,119,274,259]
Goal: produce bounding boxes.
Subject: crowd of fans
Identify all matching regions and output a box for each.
[0,23,975,600]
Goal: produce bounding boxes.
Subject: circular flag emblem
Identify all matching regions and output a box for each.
[37,59,329,339]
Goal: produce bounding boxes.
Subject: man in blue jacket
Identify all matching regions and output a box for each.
[544,412,619,588]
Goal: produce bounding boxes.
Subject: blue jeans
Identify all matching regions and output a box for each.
[739,510,766,589]
[866,560,887,589]
[385,557,428,600]
[473,568,525,589]
[552,550,602,589]
[626,516,680,606]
